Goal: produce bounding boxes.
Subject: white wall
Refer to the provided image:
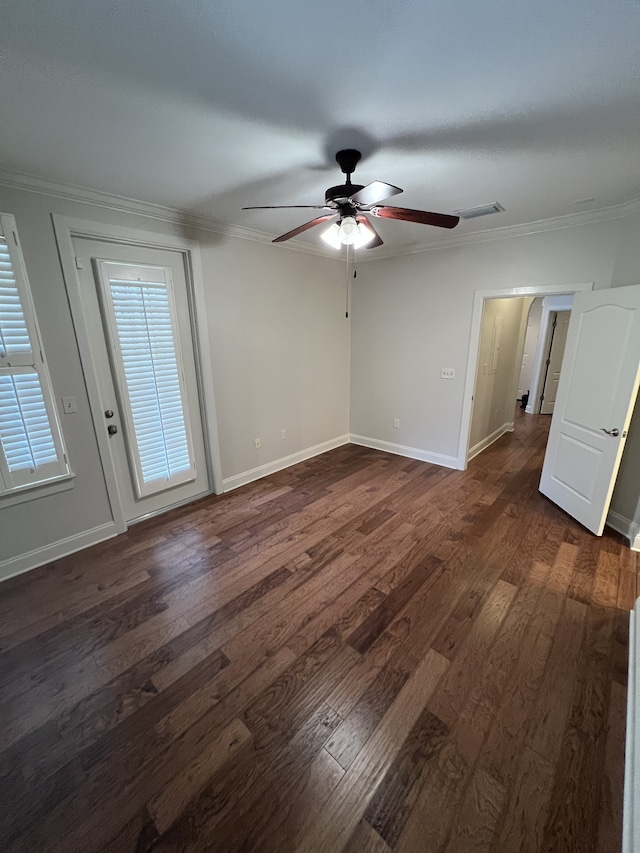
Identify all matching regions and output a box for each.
[0,183,347,575]
[350,212,640,523]
[469,297,528,453]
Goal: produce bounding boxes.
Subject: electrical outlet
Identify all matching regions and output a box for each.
[62,396,77,413]
[393,418,400,429]
[440,368,455,380]
[254,438,261,449]
[280,429,286,440]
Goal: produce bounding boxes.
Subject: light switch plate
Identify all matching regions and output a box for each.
[440,368,455,380]
[62,396,78,413]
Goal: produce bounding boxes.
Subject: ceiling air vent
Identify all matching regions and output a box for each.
[455,202,505,220]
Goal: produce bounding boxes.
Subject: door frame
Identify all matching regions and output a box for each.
[527,295,574,415]
[457,281,594,470]
[53,215,223,534]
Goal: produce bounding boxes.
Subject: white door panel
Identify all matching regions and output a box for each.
[539,285,640,535]
[73,238,210,523]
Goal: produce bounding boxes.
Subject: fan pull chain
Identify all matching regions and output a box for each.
[346,244,355,318]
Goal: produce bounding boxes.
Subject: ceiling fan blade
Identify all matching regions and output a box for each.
[272,214,337,243]
[350,181,403,207]
[370,206,460,229]
[242,204,329,210]
[356,215,384,249]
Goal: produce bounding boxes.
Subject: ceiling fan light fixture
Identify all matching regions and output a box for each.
[321,216,376,250]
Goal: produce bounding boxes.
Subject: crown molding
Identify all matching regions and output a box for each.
[1,167,638,262]
[0,168,333,260]
[364,197,640,260]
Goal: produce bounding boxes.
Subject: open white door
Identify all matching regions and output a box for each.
[540,284,640,535]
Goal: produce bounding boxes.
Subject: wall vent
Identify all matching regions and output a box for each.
[455,202,505,220]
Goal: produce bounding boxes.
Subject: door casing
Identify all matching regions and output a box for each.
[458,282,594,470]
[53,215,223,535]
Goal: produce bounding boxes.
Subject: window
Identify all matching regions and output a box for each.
[0,213,69,495]
[96,261,196,498]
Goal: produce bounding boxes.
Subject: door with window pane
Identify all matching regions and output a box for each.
[73,239,209,523]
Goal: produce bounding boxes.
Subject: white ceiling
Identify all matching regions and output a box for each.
[2,0,640,253]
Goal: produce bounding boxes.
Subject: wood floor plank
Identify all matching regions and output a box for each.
[526,597,587,762]
[494,745,555,853]
[363,707,449,846]
[294,649,449,853]
[442,765,507,853]
[343,819,392,853]
[147,717,252,833]
[596,680,627,853]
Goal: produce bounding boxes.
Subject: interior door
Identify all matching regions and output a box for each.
[540,310,570,414]
[73,238,210,523]
[539,285,640,535]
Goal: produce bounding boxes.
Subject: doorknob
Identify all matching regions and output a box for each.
[600,428,620,437]
[107,424,118,436]
[104,409,114,419]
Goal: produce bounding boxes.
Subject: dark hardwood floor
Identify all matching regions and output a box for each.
[0,411,636,852]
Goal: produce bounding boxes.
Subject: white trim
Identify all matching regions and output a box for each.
[349,434,458,469]
[222,435,350,492]
[0,169,329,258]
[607,510,640,552]
[0,473,75,508]
[365,198,640,260]
[527,296,575,415]
[1,168,640,261]
[468,422,514,462]
[624,601,639,853]
[186,246,224,494]
[457,282,594,470]
[0,521,119,583]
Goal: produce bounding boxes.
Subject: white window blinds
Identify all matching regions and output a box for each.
[97,261,196,498]
[0,214,69,492]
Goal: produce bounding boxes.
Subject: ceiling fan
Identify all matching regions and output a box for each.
[243,149,460,249]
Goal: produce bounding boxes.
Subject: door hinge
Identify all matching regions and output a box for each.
[545,358,551,367]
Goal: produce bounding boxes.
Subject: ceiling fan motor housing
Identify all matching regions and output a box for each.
[325,183,365,205]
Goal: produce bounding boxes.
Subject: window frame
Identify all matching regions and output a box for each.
[0,212,72,501]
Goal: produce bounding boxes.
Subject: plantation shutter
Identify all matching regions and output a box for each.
[0,214,69,492]
[97,261,196,498]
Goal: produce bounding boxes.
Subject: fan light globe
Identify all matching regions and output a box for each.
[321,217,376,250]
[338,216,359,244]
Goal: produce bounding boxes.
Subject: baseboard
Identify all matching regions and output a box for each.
[0,521,121,583]
[348,435,458,469]
[467,422,514,462]
[624,601,639,852]
[222,435,351,492]
[607,511,640,552]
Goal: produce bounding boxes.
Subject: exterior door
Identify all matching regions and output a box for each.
[540,310,570,414]
[539,285,640,535]
[73,237,210,523]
